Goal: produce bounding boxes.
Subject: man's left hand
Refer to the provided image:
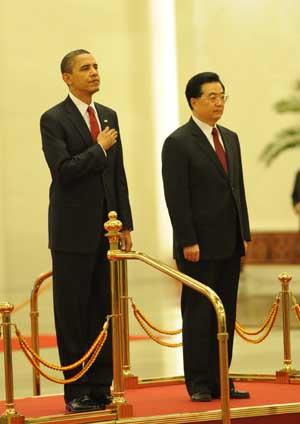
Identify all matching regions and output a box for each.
[120,230,132,252]
[244,241,248,254]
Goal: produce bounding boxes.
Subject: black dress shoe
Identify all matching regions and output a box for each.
[191,391,212,402]
[66,395,105,413]
[92,393,112,405]
[211,388,250,399]
[230,388,250,399]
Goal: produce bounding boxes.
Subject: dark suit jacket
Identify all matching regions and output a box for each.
[162,118,250,261]
[40,96,133,253]
[292,170,300,206]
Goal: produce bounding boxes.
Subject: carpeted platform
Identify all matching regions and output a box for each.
[1,381,300,423]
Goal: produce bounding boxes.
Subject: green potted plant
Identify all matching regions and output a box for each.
[260,80,300,166]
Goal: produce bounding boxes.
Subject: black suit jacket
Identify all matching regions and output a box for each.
[162,118,250,261]
[292,170,300,206]
[40,96,133,253]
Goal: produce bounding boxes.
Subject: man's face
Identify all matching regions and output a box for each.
[191,82,226,126]
[63,53,100,97]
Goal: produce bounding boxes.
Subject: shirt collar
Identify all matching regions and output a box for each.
[69,92,97,117]
[192,114,218,139]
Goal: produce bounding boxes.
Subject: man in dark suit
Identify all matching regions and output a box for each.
[162,72,250,402]
[40,49,133,413]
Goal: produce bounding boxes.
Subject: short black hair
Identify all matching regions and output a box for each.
[60,49,90,73]
[185,72,225,109]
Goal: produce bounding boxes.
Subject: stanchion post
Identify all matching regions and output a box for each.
[104,211,133,418]
[120,259,139,389]
[276,272,298,383]
[0,302,25,424]
[30,271,52,396]
[30,280,41,396]
[218,332,230,424]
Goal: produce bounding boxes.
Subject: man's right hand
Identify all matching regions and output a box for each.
[183,244,200,262]
[97,127,118,151]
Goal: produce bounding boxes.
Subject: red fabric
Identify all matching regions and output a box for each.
[212,127,228,173]
[125,382,300,416]
[1,382,300,421]
[87,106,100,142]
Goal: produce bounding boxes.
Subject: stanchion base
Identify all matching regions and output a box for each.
[124,375,139,389]
[115,402,134,419]
[276,370,290,384]
[276,369,300,383]
[0,413,25,424]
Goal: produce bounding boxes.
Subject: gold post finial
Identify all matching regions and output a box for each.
[104,211,123,252]
[0,302,14,314]
[278,273,292,285]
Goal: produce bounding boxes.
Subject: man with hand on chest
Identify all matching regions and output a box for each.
[40,49,133,413]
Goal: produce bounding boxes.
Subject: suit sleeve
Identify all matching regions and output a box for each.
[292,171,300,206]
[236,138,251,241]
[40,112,107,184]
[162,136,198,248]
[113,113,133,230]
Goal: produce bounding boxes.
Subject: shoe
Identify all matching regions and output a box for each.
[93,393,112,405]
[191,391,212,402]
[229,388,250,399]
[211,387,250,399]
[65,395,106,413]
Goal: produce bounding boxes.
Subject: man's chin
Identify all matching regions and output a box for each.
[90,86,100,94]
[214,113,223,121]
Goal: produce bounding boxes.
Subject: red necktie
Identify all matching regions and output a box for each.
[212,127,228,173]
[87,106,100,142]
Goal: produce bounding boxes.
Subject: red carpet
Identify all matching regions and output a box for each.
[1,382,300,422]
[126,382,300,416]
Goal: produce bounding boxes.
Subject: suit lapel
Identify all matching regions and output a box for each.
[94,103,109,130]
[189,118,228,179]
[218,125,234,182]
[94,103,116,160]
[63,96,93,146]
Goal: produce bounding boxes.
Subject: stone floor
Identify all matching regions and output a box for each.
[1,264,300,400]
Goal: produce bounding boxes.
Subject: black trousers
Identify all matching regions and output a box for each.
[177,254,241,396]
[51,238,112,402]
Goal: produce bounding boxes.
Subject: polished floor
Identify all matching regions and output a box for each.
[1,264,300,400]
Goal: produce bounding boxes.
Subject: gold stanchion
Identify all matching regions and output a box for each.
[120,259,139,389]
[0,302,25,424]
[104,212,133,419]
[108,240,231,424]
[276,273,299,383]
[30,271,52,396]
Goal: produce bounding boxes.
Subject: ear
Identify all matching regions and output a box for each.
[190,97,198,110]
[62,72,72,86]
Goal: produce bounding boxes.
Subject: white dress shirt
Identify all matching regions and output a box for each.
[192,114,225,150]
[69,92,107,156]
[69,92,102,131]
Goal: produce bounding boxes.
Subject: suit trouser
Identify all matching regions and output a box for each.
[51,238,112,402]
[177,255,241,396]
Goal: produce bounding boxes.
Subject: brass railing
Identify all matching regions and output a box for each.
[1,211,231,422]
[30,271,52,396]
[0,302,25,424]
[2,212,300,422]
[104,211,231,423]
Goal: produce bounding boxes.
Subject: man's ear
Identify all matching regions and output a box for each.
[62,72,71,86]
[190,97,197,110]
